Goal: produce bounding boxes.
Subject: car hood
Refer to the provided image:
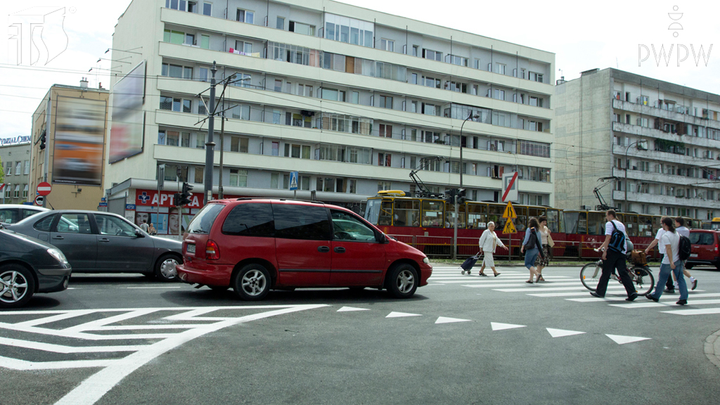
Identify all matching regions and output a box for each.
[148,235,183,250]
[0,228,58,251]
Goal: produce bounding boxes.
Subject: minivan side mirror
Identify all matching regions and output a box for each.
[378,233,388,244]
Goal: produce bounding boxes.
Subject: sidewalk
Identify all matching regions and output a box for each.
[705,330,720,371]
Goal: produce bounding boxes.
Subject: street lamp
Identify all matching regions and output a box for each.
[453,111,480,260]
[624,140,647,210]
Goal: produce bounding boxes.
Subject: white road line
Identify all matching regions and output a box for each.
[0,355,119,370]
[63,309,160,334]
[0,337,145,354]
[432,279,576,285]
[661,308,720,315]
[567,297,640,302]
[16,310,97,327]
[53,305,329,405]
[493,286,630,293]
[126,286,183,289]
[609,302,671,309]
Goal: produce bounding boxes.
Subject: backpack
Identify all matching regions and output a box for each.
[678,235,692,261]
[607,220,626,253]
[523,229,538,251]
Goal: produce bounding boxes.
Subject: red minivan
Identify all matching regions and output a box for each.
[176,199,433,300]
[686,229,720,270]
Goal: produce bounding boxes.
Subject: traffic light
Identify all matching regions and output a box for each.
[457,188,467,204]
[444,188,457,205]
[175,182,194,206]
[39,133,46,150]
[173,192,182,206]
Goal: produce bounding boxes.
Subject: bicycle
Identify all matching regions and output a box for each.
[580,248,655,296]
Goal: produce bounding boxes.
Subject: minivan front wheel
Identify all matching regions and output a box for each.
[233,264,271,301]
[387,263,418,299]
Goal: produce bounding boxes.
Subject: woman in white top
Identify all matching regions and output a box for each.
[533,216,554,282]
[646,217,688,305]
[477,221,507,277]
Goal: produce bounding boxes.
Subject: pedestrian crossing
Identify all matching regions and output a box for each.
[429,266,716,316]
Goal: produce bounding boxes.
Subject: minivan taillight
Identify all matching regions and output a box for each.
[206,240,220,260]
[715,243,718,253]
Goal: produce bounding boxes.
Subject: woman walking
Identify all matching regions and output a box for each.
[534,216,554,282]
[646,217,688,305]
[520,218,543,283]
[477,221,507,277]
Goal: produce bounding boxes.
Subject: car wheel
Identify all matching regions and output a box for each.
[233,264,271,301]
[0,264,36,308]
[387,263,418,299]
[154,254,181,282]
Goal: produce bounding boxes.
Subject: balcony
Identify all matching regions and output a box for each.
[611,167,720,189]
[612,99,720,131]
[611,142,719,167]
[612,190,720,209]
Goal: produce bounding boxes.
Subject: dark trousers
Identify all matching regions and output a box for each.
[596,249,636,297]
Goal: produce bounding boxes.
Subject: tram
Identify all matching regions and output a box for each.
[363,191,703,259]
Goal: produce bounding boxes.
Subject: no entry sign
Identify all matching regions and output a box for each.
[37,182,52,196]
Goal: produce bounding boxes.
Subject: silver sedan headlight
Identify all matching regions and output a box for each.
[47,248,69,267]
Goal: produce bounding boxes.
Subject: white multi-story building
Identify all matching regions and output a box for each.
[554,68,720,219]
[105,0,554,231]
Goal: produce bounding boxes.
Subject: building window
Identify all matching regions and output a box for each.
[528,71,543,83]
[351,91,359,104]
[234,40,252,54]
[229,169,248,187]
[182,99,192,113]
[271,142,279,156]
[284,144,311,159]
[495,63,506,75]
[185,33,195,45]
[289,21,315,36]
[195,134,205,149]
[194,167,204,183]
[379,124,392,138]
[378,181,392,191]
[274,79,282,92]
[379,95,393,109]
[13,184,20,198]
[15,162,22,175]
[276,16,285,30]
[230,137,249,153]
[23,160,29,175]
[422,49,442,61]
[167,131,179,146]
[381,39,394,52]
[378,153,391,167]
[202,2,212,16]
[236,9,254,24]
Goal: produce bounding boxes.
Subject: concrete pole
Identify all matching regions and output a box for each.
[203,62,217,205]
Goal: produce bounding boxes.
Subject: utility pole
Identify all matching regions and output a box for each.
[218,110,225,199]
[453,111,478,260]
[203,61,217,205]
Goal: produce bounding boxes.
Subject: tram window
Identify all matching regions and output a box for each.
[651,216,662,234]
[515,206,528,232]
[587,212,605,236]
[364,199,382,224]
[622,214,639,237]
[422,200,445,227]
[487,204,506,231]
[565,212,587,234]
[638,215,653,237]
[378,201,393,226]
[394,199,420,227]
[546,209,561,233]
[467,203,487,229]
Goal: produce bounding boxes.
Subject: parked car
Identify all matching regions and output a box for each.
[0,204,49,224]
[0,227,71,308]
[6,210,182,281]
[685,229,720,270]
[177,199,433,300]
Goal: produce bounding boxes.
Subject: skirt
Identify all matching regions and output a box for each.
[482,252,495,268]
[534,245,551,267]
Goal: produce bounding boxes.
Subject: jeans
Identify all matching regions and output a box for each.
[651,260,688,300]
[524,249,539,269]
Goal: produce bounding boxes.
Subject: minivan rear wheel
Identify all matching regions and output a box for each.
[233,264,271,301]
[387,263,418,299]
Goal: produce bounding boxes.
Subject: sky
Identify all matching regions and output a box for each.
[0,0,718,139]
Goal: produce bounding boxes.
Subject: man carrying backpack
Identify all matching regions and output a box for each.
[675,217,697,291]
[590,210,638,301]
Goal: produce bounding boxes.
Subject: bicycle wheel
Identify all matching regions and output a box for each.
[580,262,603,291]
[629,266,655,296]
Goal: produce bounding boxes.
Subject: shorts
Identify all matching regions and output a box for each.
[482,252,495,268]
[524,249,539,269]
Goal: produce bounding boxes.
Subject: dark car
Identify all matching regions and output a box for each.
[177,199,432,300]
[6,210,183,281]
[0,228,72,308]
[685,229,720,270]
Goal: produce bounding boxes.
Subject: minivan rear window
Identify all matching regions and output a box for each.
[187,204,225,234]
[222,203,274,237]
[690,232,714,245]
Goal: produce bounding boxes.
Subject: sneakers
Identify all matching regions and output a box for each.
[674,281,679,290]
[691,278,698,291]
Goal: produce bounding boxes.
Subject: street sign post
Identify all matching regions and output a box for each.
[34,196,44,206]
[37,182,52,196]
[502,172,519,202]
[289,171,299,198]
[502,201,517,219]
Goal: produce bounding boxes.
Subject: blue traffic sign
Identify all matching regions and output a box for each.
[289,171,299,191]
[126,204,136,210]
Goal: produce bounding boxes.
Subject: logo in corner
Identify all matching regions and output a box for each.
[8,7,70,66]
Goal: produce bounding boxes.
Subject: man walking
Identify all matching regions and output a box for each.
[140,219,150,233]
[675,217,697,291]
[645,217,673,293]
[590,210,638,301]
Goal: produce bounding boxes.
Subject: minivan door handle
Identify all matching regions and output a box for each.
[317,246,330,253]
[334,247,346,253]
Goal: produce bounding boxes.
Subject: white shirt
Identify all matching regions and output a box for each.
[479,229,505,253]
[605,219,628,254]
[676,226,690,238]
[661,231,680,264]
[655,228,667,256]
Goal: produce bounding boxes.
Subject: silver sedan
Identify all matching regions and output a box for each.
[6,210,182,281]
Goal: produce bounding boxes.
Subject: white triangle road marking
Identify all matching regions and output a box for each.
[337,306,370,312]
[547,328,586,338]
[606,334,651,345]
[435,316,471,324]
[386,311,422,318]
[491,322,526,331]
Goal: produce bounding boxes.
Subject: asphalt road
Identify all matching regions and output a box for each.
[2,263,720,405]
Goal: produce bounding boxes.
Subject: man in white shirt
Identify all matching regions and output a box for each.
[675,217,697,291]
[645,218,674,293]
[590,210,638,301]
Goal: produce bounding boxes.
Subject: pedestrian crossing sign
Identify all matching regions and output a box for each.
[502,201,517,219]
[289,171,299,191]
[503,220,517,234]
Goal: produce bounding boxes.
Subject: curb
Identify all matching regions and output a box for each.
[704,330,720,370]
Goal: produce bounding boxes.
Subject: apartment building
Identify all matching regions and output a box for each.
[554,68,720,219]
[105,0,555,229]
[0,139,31,204]
[30,80,109,210]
